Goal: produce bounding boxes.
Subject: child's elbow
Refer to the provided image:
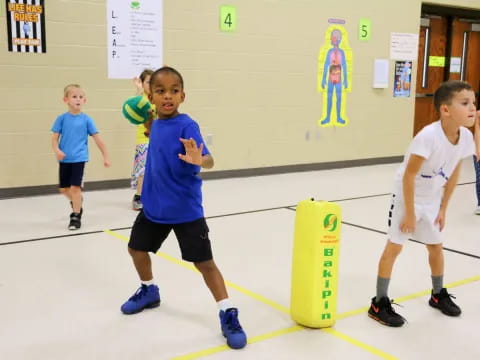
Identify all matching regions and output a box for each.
[203,155,214,169]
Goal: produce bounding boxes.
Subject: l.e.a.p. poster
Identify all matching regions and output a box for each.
[5,0,46,53]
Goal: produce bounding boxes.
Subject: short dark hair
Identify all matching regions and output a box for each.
[150,66,184,90]
[433,80,473,112]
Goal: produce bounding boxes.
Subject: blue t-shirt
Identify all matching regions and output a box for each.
[51,112,98,163]
[142,113,210,224]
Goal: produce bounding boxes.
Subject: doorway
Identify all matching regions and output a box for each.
[414,5,480,136]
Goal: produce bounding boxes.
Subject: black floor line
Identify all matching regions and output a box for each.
[0,230,105,246]
[1,182,476,247]
[206,205,295,219]
[342,220,480,260]
[0,206,294,246]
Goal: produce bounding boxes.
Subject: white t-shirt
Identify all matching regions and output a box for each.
[393,120,474,202]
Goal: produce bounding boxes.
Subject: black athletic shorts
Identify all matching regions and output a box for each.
[128,211,213,263]
[59,162,85,188]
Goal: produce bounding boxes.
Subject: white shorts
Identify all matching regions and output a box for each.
[387,194,443,245]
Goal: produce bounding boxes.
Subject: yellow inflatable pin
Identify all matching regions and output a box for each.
[290,199,341,328]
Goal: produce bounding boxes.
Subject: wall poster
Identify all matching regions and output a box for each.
[107,0,163,79]
[318,21,353,127]
[393,61,412,98]
[5,0,46,53]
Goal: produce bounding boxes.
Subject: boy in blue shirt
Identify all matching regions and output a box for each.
[120,67,247,350]
[51,84,110,230]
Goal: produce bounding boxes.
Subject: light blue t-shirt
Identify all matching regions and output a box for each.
[142,113,210,224]
[51,112,98,163]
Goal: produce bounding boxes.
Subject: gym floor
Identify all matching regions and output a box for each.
[1,160,479,360]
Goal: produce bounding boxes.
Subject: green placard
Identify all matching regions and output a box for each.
[220,5,236,32]
[429,56,445,67]
[359,19,371,41]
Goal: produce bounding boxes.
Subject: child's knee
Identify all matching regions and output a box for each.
[382,241,403,259]
[128,246,146,258]
[426,243,443,254]
[194,260,217,274]
[70,186,82,195]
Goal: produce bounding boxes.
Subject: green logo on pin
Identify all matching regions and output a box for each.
[323,214,338,232]
[131,1,140,10]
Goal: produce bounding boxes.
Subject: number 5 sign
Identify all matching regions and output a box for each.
[359,18,371,41]
[220,5,237,32]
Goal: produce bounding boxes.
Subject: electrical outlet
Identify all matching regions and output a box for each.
[305,130,310,141]
[206,134,213,145]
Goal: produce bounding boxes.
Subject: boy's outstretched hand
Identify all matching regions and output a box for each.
[179,138,204,166]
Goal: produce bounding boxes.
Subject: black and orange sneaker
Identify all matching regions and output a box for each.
[368,296,406,327]
[429,288,461,316]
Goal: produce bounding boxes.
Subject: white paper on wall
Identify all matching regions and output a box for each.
[107,0,163,79]
[390,33,419,61]
[373,59,389,88]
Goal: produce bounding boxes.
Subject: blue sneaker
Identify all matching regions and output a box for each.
[121,284,160,314]
[219,308,247,349]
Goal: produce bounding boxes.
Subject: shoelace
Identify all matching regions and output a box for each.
[224,311,243,333]
[437,291,457,306]
[386,300,408,323]
[129,285,148,302]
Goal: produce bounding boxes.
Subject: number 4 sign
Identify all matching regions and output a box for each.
[359,18,371,41]
[220,5,236,32]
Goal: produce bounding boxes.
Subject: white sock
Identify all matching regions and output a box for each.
[217,298,233,312]
[141,279,155,286]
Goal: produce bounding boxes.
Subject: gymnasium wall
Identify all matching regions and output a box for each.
[0,0,478,190]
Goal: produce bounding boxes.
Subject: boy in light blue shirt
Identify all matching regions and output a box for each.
[51,84,110,230]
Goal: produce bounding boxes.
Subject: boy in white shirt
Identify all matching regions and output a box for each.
[368,80,476,327]
[473,111,480,214]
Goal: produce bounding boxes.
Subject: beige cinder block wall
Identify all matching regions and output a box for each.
[172,0,421,171]
[0,0,478,190]
[0,0,136,188]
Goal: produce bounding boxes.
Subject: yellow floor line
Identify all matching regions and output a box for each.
[170,324,398,360]
[105,229,479,360]
[321,328,398,360]
[223,280,289,314]
[104,229,288,313]
[339,274,480,317]
[170,326,303,360]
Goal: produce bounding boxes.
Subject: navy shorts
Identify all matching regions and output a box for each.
[128,211,213,263]
[59,162,85,188]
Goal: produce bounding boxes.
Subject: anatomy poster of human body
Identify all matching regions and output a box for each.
[318,23,353,127]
